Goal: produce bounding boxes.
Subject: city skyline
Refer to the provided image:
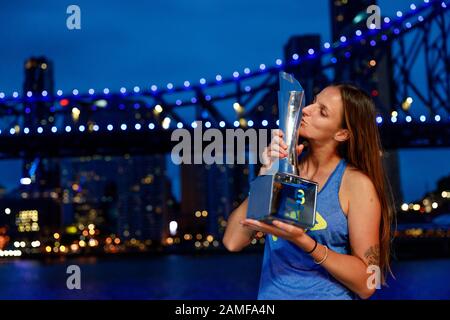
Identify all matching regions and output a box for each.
[0,0,449,202]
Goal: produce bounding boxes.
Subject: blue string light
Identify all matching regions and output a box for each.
[3,116,442,133]
[0,0,447,134]
[376,116,383,124]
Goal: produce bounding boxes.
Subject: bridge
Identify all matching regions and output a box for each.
[0,0,448,160]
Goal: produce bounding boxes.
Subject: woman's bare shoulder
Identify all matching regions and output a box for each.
[342,165,375,191]
[340,165,378,214]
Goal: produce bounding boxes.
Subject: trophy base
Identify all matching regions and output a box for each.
[247,172,318,229]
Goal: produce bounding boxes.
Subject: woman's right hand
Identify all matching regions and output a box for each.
[259,129,305,176]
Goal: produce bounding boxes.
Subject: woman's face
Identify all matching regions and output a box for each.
[299,86,345,143]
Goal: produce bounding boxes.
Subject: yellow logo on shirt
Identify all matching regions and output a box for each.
[271,211,327,241]
[309,211,327,231]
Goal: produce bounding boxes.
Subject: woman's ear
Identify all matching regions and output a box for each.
[334,129,350,142]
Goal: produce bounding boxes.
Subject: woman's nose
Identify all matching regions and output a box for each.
[302,104,313,117]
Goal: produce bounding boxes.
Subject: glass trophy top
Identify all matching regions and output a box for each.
[277,72,305,175]
[278,71,303,93]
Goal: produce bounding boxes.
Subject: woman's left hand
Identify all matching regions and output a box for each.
[241,218,305,243]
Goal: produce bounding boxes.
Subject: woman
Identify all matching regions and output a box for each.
[223,84,395,300]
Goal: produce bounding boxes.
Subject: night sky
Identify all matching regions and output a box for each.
[0,0,449,202]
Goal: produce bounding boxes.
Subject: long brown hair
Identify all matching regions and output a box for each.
[335,84,395,284]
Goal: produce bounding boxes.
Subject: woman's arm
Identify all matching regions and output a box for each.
[223,130,291,252]
[222,198,256,252]
[296,170,381,299]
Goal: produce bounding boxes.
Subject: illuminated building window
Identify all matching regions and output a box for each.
[16,210,39,232]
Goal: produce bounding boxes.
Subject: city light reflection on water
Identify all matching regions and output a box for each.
[0,254,449,300]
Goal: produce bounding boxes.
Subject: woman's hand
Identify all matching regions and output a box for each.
[240,218,306,244]
[259,129,305,176]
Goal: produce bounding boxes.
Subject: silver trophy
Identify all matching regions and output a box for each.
[247,72,318,229]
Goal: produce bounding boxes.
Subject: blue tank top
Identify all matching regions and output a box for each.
[257,158,357,300]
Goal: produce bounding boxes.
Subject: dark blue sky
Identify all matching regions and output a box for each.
[0,0,449,202]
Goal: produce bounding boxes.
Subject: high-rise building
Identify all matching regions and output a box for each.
[60,154,174,243]
[330,0,395,113]
[330,0,403,205]
[330,0,374,43]
[181,163,250,241]
[0,198,60,253]
[21,57,64,223]
[23,57,54,129]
